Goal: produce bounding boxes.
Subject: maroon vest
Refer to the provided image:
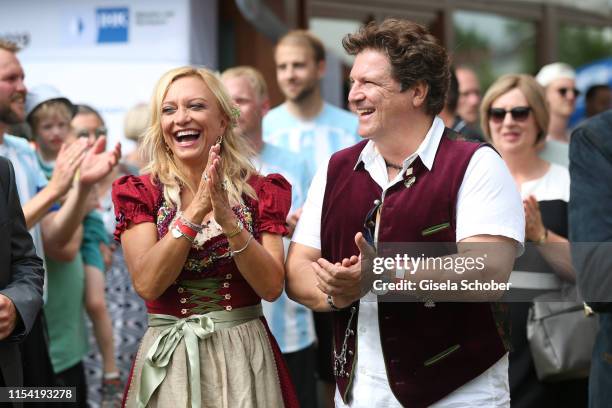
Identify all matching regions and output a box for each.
[321,131,507,407]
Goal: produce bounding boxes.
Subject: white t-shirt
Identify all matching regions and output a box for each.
[292,116,525,407]
[521,162,570,202]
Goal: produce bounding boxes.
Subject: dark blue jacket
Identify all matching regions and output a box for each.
[569,110,612,310]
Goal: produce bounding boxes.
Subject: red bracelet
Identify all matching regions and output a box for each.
[175,218,198,240]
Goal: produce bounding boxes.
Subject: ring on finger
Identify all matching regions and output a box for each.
[203,173,209,182]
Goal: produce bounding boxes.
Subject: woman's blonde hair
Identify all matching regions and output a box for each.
[141,66,256,208]
[480,74,549,144]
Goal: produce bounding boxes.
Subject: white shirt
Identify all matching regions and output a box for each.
[521,162,570,202]
[292,117,525,407]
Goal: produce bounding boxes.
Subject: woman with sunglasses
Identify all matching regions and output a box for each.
[112,66,298,407]
[480,74,587,407]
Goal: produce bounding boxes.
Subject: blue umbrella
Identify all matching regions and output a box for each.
[570,58,612,127]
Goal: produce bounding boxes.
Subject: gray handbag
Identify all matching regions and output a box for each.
[527,292,599,382]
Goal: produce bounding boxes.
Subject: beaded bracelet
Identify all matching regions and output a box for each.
[176,211,204,233]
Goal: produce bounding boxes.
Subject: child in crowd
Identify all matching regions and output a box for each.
[25,85,122,407]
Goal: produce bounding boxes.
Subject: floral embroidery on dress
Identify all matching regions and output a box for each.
[156,198,256,278]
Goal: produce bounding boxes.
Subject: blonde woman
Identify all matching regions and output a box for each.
[112,67,298,407]
[480,74,586,408]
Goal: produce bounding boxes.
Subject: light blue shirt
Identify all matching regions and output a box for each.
[0,134,48,260]
[263,102,360,175]
[0,134,49,299]
[253,143,312,212]
[253,142,316,353]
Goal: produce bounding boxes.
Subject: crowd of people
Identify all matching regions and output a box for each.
[1,15,611,408]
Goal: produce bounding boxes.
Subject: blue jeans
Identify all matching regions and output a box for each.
[590,314,612,408]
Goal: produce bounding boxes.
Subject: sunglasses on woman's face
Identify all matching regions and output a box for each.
[557,87,580,98]
[488,106,532,123]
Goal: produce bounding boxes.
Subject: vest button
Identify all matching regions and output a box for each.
[226,274,232,279]
[223,282,230,288]
[225,306,233,311]
[181,308,188,315]
[177,287,185,294]
[180,298,187,304]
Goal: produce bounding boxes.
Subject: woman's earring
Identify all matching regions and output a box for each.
[164,144,173,156]
[215,135,223,146]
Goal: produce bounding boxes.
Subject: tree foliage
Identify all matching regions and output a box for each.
[559,25,612,68]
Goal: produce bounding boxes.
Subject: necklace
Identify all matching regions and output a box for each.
[384,160,403,170]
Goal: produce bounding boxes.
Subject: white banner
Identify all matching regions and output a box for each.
[0,0,218,151]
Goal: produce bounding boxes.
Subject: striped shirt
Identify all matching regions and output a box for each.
[263,102,360,175]
[253,142,316,353]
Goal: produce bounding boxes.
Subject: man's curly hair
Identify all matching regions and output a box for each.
[342,19,450,116]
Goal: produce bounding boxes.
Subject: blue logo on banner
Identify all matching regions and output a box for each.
[96,8,128,43]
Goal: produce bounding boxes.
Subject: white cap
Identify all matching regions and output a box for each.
[25,84,76,122]
[535,62,576,87]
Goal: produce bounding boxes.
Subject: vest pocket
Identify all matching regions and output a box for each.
[421,222,450,237]
[424,344,461,367]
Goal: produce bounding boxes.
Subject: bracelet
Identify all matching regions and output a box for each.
[230,234,253,257]
[171,224,195,243]
[177,211,204,232]
[327,295,344,311]
[536,228,548,245]
[175,219,198,240]
[225,219,244,239]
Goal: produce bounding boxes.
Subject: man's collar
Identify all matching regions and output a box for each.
[353,116,445,171]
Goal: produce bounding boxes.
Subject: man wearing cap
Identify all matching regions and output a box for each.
[0,39,119,401]
[535,62,579,167]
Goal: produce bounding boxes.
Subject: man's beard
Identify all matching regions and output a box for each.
[287,81,317,104]
[0,94,25,125]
